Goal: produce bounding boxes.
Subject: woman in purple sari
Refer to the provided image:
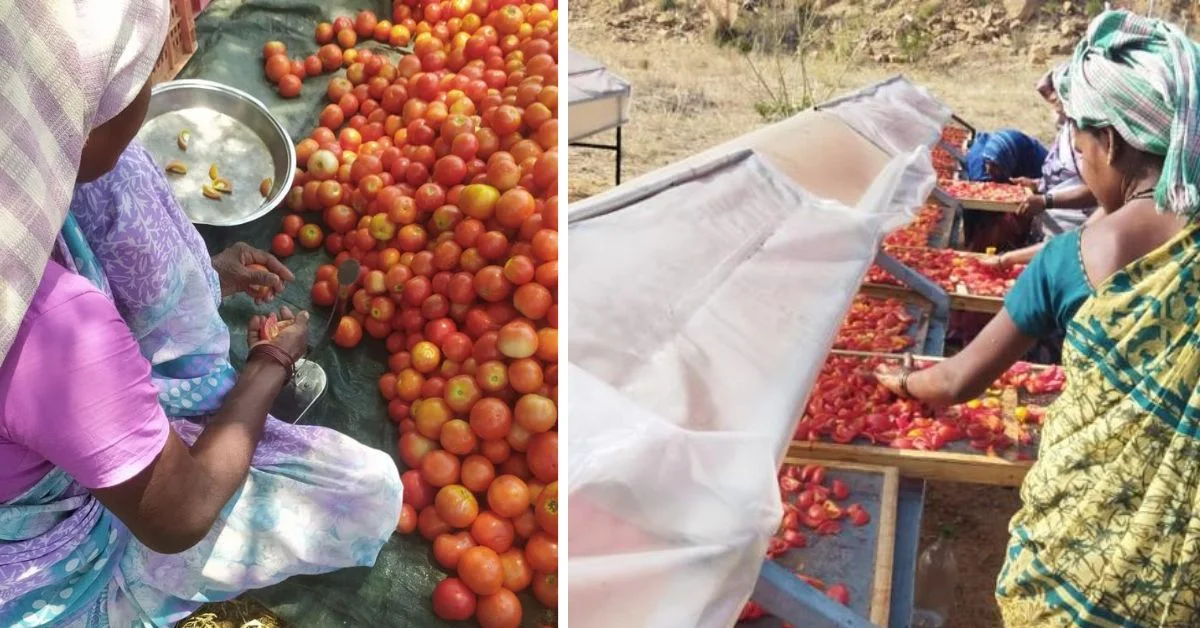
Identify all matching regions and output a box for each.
[0,2,402,626]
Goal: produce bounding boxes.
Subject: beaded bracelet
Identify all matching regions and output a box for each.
[249,343,296,382]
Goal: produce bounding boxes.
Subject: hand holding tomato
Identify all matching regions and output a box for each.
[213,241,296,302]
[248,306,311,361]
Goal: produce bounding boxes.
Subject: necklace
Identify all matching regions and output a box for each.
[1127,188,1155,202]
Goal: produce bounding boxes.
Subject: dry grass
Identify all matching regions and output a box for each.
[178,599,285,628]
[568,5,1066,625]
[568,21,1061,200]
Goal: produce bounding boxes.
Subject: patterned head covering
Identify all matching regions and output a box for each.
[1057,10,1200,216]
[1037,62,1069,99]
[0,0,168,362]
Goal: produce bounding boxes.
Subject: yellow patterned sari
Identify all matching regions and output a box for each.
[996,223,1200,627]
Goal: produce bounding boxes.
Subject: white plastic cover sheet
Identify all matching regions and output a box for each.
[568,47,633,142]
[568,149,935,628]
[819,75,953,156]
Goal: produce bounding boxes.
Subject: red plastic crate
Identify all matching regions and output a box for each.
[151,0,198,85]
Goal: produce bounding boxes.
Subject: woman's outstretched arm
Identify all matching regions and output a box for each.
[875,310,1035,408]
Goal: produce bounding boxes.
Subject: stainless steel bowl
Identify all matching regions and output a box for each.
[138,79,295,227]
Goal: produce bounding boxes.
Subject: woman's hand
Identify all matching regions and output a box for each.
[874,354,914,398]
[978,253,1011,269]
[248,307,310,361]
[1017,193,1047,217]
[1010,177,1041,193]
[212,242,295,302]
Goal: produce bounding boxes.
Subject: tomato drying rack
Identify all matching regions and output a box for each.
[729,84,986,628]
[748,96,1039,628]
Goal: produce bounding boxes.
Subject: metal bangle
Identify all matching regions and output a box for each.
[899,369,912,398]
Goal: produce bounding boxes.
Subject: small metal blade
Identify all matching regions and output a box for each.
[312,259,360,353]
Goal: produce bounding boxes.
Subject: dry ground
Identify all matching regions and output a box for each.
[568,3,1061,625]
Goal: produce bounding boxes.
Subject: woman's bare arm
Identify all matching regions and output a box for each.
[1049,184,1097,210]
[878,311,1035,408]
[90,312,308,554]
[91,359,288,553]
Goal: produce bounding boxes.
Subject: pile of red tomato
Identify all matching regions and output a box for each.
[939,179,1030,204]
[866,246,1025,298]
[794,355,1062,455]
[265,1,558,625]
[738,463,860,624]
[832,295,915,353]
[882,203,944,249]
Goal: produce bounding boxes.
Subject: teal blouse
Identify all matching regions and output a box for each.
[1004,230,1093,338]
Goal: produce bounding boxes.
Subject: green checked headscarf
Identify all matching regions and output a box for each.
[1057,10,1200,216]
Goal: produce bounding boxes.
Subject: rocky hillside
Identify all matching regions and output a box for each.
[576,0,1198,64]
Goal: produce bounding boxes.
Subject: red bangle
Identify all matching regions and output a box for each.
[249,343,295,381]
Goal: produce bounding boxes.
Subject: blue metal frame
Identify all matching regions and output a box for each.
[752,561,874,627]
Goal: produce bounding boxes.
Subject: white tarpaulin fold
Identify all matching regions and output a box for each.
[568,47,633,142]
[568,147,936,628]
[819,75,954,156]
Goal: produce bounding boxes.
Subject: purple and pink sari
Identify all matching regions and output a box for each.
[0,141,402,627]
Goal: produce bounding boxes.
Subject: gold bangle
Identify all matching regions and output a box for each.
[899,370,912,398]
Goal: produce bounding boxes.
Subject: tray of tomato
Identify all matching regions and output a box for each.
[738,460,898,628]
[882,202,952,250]
[865,246,1024,313]
[931,146,960,180]
[833,294,929,354]
[938,179,1029,212]
[789,352,1065,486]
[940,125,970,150]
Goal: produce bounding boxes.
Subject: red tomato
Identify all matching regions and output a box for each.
[297,224,324,249]
[498,548,533,592]
[524,532,557,573]
[332,315,363,348]
[431,577,476,620]
[458,546,504,595]
[476,588,522,628]
[271,233,295,257]
[278,74,302,99]
[535,481,557,536]
[470,511,515,553]
[401,469,434,509]
[486,475,530,519]
[396,503,417,534]
[434,484,479,528]
[461,454,497,493]
[526,431,557,483]
[532,572,557,608]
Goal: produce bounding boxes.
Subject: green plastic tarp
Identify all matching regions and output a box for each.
[176,1,555,625]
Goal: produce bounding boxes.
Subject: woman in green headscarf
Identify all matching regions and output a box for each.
[877,10,1200,626]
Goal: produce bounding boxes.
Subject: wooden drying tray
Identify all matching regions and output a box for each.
[956,197,1023,213]
[838,290,933,354]
[937,181,1028,214]
[788,350,1059,487]
[862,281,1004,315]
[862,247,1008,314]
[780,457,899,628]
